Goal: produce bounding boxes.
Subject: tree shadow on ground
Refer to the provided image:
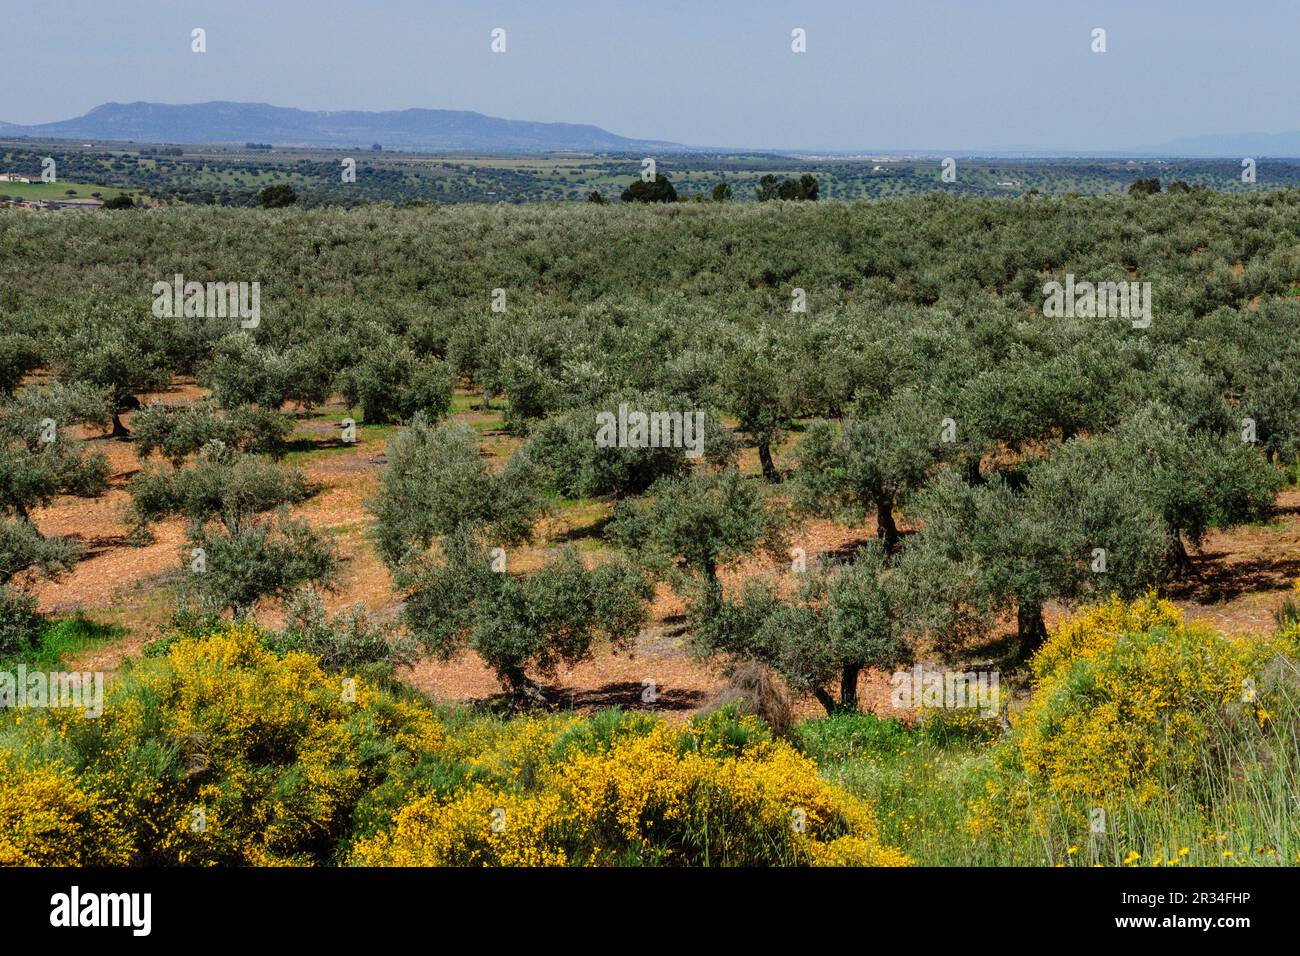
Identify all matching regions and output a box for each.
[471,682,707,716]
[555,681,707,713]
[818,528,918,565]
[550,513,612,544]
[282,436,351,455]
[1169,553,1300,604]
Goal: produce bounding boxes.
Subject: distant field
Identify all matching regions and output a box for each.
[4,139,1298,207]
[0,179,130,201]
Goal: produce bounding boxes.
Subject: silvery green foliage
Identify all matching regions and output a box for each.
[128,443,310,534]
[609,467,788,589]
[265,586,414,682]
[0,514,80,590]
[183,511,340,620]
[132,401,292,464]
[906,401,1275,656]
[4,192,1300,680]
[526,391,735,499]
[693,539,917,715]
[370,417,649,701]
[127,435,335,618]
[371,417,543,568]
[0,334,41,397]
[56,318,169,436]
[11,194,1289,469]
[793,387,949,549]
[0,384,111,519]
[0,584,43,656]
[202,334,295,410]
[0,384,110,648]
[335,337,454,424]
[0,511,80,654]
[715,329,796,482]
[464,546,652,701]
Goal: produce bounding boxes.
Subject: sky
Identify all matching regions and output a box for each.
[2,0,1294,152]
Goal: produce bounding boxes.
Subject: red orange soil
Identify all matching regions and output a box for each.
[28,386,1300,723]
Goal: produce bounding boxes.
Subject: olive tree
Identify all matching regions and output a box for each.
[794,387,949,550]
[0,385,112,650]
[0,333,40,397]
[608,466,788,632]
[715,330,794,482]
[1083,404,1281,570]
[371,416,651,702]
[56,321,168,437]
[201,334,292,410]
[336,342,454,425]
[131,400,292,465]
[129,443,338,619]
[910,431,1180,655]
[0,384,111,522]
[525,392,737,499]
[694,541,919,714]
[0,516,81,655]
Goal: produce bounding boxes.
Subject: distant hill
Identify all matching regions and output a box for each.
[0,101,682,152]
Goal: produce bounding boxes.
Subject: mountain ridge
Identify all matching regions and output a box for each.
[0,100,683,152]
[5,102,1300,157]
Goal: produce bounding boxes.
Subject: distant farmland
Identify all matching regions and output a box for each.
[0,179,131,202]
[5,138,1300,207]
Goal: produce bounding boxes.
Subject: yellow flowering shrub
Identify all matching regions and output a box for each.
[2,623,444,866]
[970,593,1293,836]
[350,786,569,866]
[443,713,582,787]
[3,629,905,867]
[353,712,909,867]
[0,752,131,866]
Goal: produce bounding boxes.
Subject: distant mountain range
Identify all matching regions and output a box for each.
[0,101,682,152]
[4,101,1300,158]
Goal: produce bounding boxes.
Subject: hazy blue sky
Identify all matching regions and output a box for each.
[3,0,1293,150]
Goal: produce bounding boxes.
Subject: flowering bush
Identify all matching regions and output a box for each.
[970,593,1297,836]
[0,752,131,866]
[352,710,909,867]
[0,623,442,865]
[1,628,905,867]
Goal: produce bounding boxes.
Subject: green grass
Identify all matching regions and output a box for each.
[794,688,1300,867]
[1,613,125,671]
[281,405,401,463]
[0,180,130,202]
[796,711,1019,864]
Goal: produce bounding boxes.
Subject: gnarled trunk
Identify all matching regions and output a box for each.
[502,666,547,710]
[839,664,861,713]
[1167,532,1192,577]
[1017,600,1047,656]
[875,493,900,552]
[758,440,778,483]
